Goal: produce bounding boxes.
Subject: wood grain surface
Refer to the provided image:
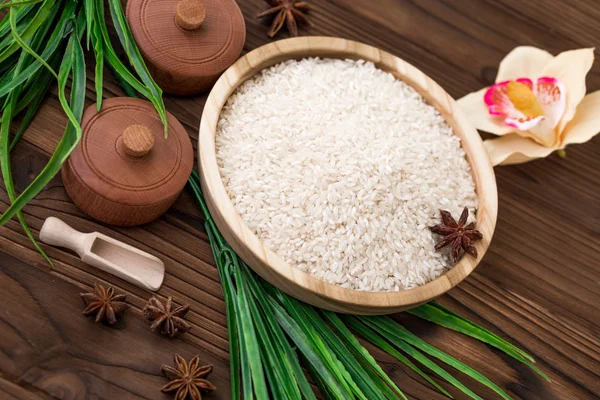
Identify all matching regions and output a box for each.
[1,0,599,399]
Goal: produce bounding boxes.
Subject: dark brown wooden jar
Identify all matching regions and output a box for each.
[126,0,246,95]
[61,98,194,226]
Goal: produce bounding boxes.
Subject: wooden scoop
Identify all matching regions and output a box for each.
[39,217,164,291]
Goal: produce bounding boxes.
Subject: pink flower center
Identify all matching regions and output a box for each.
[483,77,566,147]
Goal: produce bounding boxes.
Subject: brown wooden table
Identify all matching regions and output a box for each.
[1,1,599,399]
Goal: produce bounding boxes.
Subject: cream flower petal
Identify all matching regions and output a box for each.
[541,48,595,132]
[457,88,514,135]
[525,117,557,147]
[496,46,554,82]
[561,90,600,145]
[483,134,556,166]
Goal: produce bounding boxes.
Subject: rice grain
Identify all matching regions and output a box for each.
[216,58,477,292]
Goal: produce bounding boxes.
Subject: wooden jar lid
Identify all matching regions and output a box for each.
[126,0,246,95]
[62,98,194,226]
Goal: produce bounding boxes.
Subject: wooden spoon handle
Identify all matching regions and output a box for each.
[39,217,87,257]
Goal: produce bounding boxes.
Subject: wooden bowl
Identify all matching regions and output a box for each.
[198,37,498,314]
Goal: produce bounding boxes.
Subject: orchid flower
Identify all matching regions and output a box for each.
[458,46,598,165]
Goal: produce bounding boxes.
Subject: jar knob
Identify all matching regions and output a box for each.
[122,125,155,158]
[176,0,206,31]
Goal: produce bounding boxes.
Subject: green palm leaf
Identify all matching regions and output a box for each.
[90,15,103,110]
[268,296,351,400]
[0,12,85,225]
[83,0,93,48]
[0,3,35,37]
[106,0,167,136]
[1,91,51,265]
[0,0,56,63]
[340,315,452,398]
[242,267,315,399]
[187,171,547,400]
[230,255,269,399]
[244,280,302,399]
[0,0,173,249]
[410,301,547,381]
[0,0,42,11]
[323,311,414,399]
[0,3,72,99]
[362,316,513,400]
[94,0,159,110]
[204,226,241,400]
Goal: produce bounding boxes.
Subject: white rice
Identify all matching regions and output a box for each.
[215,58,477,292]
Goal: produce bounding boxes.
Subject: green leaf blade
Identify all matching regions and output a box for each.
[343,315,452,398]
[106,0,167,136]
[364,316,513,400]
[0,23,85,225]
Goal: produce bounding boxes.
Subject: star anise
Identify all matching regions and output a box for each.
[257,0,312,38]
[80,284,129,324]
[430,207,483,263]
[161,355,216,400]
[143,296,192,337]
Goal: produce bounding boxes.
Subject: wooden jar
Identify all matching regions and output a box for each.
[126,0,246,95]
[62,98,194,226]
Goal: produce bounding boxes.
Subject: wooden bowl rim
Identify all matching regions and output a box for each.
[199,36,498,312]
